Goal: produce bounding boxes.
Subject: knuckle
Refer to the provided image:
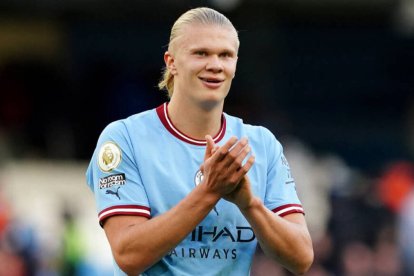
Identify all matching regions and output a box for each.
[240,166,249,174]
[219,148,227,156]
[228,152,237,161]
[234,159,242,167]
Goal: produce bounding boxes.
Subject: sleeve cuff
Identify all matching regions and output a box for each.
[272,204,304,217]
[98,205,151,226]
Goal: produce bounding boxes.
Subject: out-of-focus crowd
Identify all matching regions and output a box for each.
[253,139,414,276]
[0,192,96,276]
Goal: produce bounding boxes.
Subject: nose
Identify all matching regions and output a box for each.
[206,55,223,73]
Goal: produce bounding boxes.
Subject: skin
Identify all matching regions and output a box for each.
[103,22,313,275]
[165,24,239,140]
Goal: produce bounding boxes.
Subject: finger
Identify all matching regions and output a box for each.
[242,155,255,172]
[211,136,239,161]
[227,144,251,172]
[204,135,215,161]
[229,137,248,155]
[205,135,216,148]
[222,137,249,167]
[233,155,255,182]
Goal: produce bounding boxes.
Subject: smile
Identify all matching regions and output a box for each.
[199,77,224,83]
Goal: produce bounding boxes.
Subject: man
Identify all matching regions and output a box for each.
[86,7,313,275]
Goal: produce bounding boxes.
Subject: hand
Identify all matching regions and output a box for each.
[224,175,256,210]
[200,135,255,198]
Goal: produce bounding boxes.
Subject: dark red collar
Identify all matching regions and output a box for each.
[156,103,226,146]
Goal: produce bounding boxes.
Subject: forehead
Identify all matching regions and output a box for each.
[173,24,239,53]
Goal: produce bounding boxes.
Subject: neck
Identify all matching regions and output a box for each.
[167,96,224,140]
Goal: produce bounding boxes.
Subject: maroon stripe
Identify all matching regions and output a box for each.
[98,211,151,227]
[98,204,151,216]
[272,203,303,213]
[156,103,226,146]
[278,209,305,217]
[100,211,151,221]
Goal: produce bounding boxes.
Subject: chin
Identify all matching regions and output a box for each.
[198,97,225,111]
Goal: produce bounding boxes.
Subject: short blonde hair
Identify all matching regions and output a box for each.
[158,7,239,97]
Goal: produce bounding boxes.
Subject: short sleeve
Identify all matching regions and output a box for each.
[86,120,150,226]
[261,127,304,217]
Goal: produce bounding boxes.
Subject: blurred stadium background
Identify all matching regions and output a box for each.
[0,0,414,275]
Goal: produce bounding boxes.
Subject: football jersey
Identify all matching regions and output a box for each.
[86,102,304,276]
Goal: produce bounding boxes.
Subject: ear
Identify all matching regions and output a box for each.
[164,51,177,75]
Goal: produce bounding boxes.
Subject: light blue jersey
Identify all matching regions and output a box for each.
[86,103,304,276]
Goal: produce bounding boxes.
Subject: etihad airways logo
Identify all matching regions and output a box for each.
[168,225,256,260]
[191,225,255,243]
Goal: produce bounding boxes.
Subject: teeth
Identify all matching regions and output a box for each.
[203,78,220,83]
[200,77,222,83]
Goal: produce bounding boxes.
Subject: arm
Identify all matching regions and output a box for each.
[205,136,313,275]
[231,177,314,275]
[103,136,255,275]
[104,184,220,275]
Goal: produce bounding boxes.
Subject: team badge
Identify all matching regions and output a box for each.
[98,141,122,172]
[194,169,219,215]
[194,169,204,186]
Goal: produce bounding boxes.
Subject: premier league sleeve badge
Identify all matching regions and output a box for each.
[98,141,122,173]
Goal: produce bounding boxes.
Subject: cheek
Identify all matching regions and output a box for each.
[179,61,203,76]
[225,62,237,77]
[226,65,236,78]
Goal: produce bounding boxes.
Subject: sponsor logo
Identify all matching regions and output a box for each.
[191,225,255,243]
[106,186,121,200]
[98,141,122,172]
[169,247,237,260]
[99,173,126,189]
[167,225,255,260]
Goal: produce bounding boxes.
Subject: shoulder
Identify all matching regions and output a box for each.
[224,113,280,143]
[100,108,157,138]
[224,113,284,160]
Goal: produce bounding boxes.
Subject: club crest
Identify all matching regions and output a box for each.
[98,141,122,172]
[194,169,204,186]
[194,169,219,215]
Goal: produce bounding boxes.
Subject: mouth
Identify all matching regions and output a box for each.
[199,77,224,85]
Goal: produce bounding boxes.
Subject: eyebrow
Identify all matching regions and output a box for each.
[189,47,237,55]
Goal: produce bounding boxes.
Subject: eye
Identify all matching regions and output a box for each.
[195,51,207,56]
[220,52,233,58]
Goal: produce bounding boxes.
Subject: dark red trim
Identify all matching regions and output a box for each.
[98,204,150,216]
[156,103,226,146]
[279,209,305,217]
[272,203,302,213]
[272,203,304,217]
[98,205,151,227]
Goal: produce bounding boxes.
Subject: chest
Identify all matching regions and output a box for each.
[134,138,266,218]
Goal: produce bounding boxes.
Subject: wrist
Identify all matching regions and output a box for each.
[239,196,261,213]
[197,181,221,205]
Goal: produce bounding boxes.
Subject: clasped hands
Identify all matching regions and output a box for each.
[200,135,256,210]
